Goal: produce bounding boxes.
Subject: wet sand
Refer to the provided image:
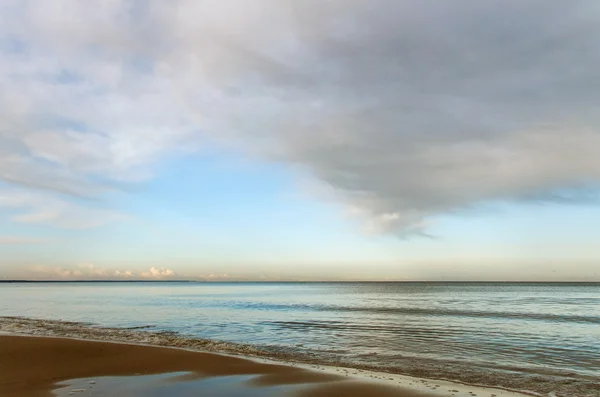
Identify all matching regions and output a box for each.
[0,335,529,397]
[0,335,435,397]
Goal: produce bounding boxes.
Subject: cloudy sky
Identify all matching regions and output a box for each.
[1,0,599,281]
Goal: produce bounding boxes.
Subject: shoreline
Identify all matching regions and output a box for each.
[3,316,596,397]
[0,315,538,397]
[0,333,532,397]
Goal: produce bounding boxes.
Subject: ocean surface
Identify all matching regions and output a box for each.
[1,282,598,397]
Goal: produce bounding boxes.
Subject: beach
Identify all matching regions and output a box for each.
[1,334,534,397]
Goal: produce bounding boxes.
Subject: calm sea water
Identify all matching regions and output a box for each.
[1,282,598,396]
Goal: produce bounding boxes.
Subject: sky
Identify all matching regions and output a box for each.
[1,0,600,281]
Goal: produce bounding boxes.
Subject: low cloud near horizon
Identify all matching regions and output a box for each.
[2,1,600,236]
[25,264,178,280]
[7,264,239,281]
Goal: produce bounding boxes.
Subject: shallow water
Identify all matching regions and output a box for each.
[1,282,598,397]
[54,372,297,397]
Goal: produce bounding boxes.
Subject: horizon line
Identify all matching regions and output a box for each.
[1,280,598,284]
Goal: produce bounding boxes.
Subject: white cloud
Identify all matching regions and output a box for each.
[140,267,175,279]
[197,273,230,282]
[2,1,600,234]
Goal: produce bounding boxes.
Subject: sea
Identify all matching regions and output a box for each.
[0,282,598,397]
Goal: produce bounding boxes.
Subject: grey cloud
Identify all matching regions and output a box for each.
[200,1,600,232]
[2,1,600,233]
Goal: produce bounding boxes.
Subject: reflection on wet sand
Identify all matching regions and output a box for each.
[1,335,532,397]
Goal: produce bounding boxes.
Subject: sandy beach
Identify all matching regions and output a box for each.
[0,334,531,397]
[0,334,432,397]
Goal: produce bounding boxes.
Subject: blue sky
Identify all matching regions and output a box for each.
[2,147,599,280]
[1,1,600,281]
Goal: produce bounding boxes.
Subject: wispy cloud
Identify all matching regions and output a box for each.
[0,236,50,245]
[1,1,600,234]
[0,190,126,229]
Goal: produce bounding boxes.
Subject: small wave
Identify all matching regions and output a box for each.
[320,305,599,324]
[216,301,600,324]
[122,325,156,330]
